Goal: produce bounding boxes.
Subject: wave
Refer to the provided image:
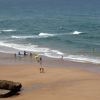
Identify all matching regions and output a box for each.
[11,35,50,39]
[11,32,57,39]
[0,41,100,64]
[0,41,63,56]
[64,55,100,64]
[72,31,82,35]
[0,29,16,32]
[11,35,39,39]
[11,31,83,39]
[45,52,100,64]
[39,32,56,37]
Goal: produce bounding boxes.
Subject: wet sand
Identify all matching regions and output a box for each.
[0,52,100,100]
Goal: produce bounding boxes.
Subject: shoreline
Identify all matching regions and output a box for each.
[0,44,100,65]
[0,52,100,99]
[0,52,100,73]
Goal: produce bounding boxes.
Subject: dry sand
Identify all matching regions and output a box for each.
[0,53,100,100]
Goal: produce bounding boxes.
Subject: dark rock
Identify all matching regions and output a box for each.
[0,89,20,98]
[0,80,22,97]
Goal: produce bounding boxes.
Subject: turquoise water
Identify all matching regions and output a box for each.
[0,0,100,63]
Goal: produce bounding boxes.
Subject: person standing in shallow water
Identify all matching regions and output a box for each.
[24,51,27,56]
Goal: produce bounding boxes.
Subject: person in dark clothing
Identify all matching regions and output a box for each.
[24,51,27,56]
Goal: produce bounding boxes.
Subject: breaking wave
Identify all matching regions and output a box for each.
[0,41,100,64]
[64,55,100,64]
[11,31,83,39]
[0,41,63,57]
[0,29,16,32]
[11,32,57,39]
[39,32,56,37]
[11,35,39,39]
[72,31,83,35]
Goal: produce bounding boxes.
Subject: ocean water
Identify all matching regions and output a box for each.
[0,0,100,64]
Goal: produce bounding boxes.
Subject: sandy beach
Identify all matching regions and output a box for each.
[0,53,100,100]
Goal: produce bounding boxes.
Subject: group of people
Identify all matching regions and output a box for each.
[15,51,33,57]
[14,51,64,73]
[14,51,44,73]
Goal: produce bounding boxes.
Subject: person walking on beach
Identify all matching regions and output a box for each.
[34,54,44,73]
[39,56,44,73]
[34,54,40,63]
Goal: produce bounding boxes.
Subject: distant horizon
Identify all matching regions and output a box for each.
[0,0,100,17]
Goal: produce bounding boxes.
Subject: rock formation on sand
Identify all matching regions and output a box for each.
[0,80,22,97]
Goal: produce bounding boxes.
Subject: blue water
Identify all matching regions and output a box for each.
[0,0,100,64]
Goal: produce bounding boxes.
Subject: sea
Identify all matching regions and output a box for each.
[0,0,100,64]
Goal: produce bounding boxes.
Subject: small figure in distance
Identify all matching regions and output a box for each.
[39,56,44,73]
[30,52,32,57]
[34,54,44,73]
[18,51,21,55]
[61,55,63,60]
[14,53,16,58]
[24,51,27,56]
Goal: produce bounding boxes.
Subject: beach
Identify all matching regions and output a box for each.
[0,53,100,100]
[0,0,100,99]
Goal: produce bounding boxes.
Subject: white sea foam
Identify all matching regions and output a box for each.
[44,53,61,58]
[0,29,16,32]
[53,31,83,36]
[72,31,82,35]
[44,50,64,58]
[11,31,83,39]
[0,41,64,57]
[0,41,100,64]
[11,33,56,39]
[0,41,39,52]
[64,55,100,64]
[11,35,39,39]
[11,35,50,39]
[39,32,56,37]
[51,50,64,55]
[44,53,100,64]
[0,41,60,54]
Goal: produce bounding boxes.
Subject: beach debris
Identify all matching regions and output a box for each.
[0,80,22,98]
